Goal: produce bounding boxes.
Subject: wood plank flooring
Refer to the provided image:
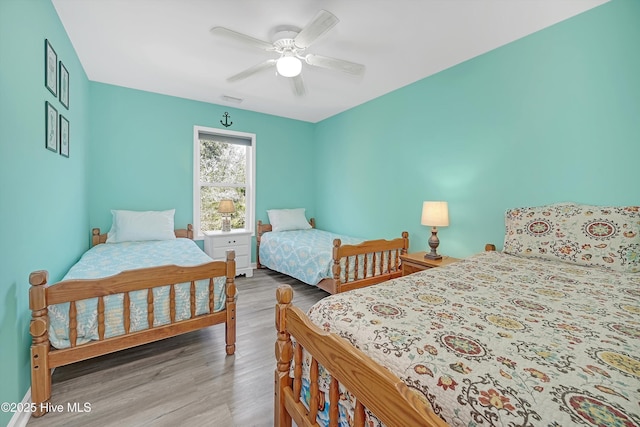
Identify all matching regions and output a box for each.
[27,269,328,427]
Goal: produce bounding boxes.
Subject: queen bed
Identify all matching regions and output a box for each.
[275,203,640,426]
[256,208,409,294]
[29,210,237,417]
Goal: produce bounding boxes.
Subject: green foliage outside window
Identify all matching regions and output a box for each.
[200,139,247,231]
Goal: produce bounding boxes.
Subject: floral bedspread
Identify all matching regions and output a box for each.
[305,251,640,426]
[48,239,227,349]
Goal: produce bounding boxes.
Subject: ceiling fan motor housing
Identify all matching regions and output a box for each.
[272,29,302,53]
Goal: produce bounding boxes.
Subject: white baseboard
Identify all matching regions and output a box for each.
[7,388,31,427]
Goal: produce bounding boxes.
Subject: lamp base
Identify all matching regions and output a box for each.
[424,226,442,260]
[221,217,231,232]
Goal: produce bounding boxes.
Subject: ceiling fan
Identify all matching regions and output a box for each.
[210,10,365,96]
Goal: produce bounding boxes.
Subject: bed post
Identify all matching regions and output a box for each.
[256,220,266,269]
[402,231,409,254]
[225,250,237,355]
[275,285,293,427]
[331,238,342,291]
[29,270,51,417]
[485,243,496,251]
[91,228,101,247]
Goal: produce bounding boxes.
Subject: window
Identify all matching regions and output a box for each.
[193,126,255,237]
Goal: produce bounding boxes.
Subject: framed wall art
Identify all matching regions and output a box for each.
[45,101,58,153]
[45,39,57,96]
[60,115,69,157]
[59,61,69,109]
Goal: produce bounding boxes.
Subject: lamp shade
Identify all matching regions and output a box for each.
[421,201,449,227]
[217,199,236,214]
[276,55,302,77]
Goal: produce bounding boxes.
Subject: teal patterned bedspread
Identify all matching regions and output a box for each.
[259,229,364,285]
[48,239,227,349]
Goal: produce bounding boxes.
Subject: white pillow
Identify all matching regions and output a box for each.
[267,208,312,232]
[106,209,176,243]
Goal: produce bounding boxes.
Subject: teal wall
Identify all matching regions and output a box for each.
[0,0,90,425]
[1,0,638,424]
[88,83,316,239]
[314,0,639,258]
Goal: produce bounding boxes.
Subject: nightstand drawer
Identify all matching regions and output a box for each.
[210,251,250,270]
[203,230,253,277]
[207,234,250,249]
[400,252,460,276]
[234,254,250,269]
[403,262,430,276]
[211,245,248,259]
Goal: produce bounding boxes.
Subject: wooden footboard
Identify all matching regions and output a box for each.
[275,285,447,427]
[29,250,237,417]
[256,219,408,294]
[319,232,408,294]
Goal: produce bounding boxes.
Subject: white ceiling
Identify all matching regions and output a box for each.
[52,0,608,123]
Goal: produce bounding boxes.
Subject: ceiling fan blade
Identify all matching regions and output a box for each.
[227,59,277,82]
[305,54,365,76]
[210,27,274,51]
[294,10,339,49]
[290,74,306,97]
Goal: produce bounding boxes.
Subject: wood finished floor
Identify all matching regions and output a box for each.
[27,269,328,427]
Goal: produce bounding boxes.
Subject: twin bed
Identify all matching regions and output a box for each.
[256,208,409,294]
[275,203,640,426]
[29,210,237,417]
[29,206,408,418]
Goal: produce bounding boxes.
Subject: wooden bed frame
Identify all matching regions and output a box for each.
[274,246,499,426]
[256,219,409,294]
[29,225,237,417]
[275,285,447,427]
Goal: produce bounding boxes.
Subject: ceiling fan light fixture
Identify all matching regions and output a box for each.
[276,55,302,77]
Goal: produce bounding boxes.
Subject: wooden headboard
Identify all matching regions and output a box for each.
[256,218,316,243]
[91,224,195,247]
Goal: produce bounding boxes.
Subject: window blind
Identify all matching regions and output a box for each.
[198,131,251,147]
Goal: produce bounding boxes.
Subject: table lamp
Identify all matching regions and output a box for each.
[218,199,235,232]
[421,201,449,260]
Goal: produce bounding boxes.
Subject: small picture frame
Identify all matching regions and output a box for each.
[45,39,57,96]
[45,101,58,153]
[60,115,69,158]
[59,61,69,109]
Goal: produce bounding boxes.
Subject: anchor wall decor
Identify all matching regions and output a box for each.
[220,112,233,128]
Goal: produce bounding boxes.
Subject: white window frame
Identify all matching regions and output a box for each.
[193,125,256,239]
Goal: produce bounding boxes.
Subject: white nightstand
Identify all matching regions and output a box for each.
[203,229,253,277]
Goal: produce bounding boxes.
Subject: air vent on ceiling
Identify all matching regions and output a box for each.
[222,95,243,104]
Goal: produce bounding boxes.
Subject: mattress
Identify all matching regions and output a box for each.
[303,251,640,426]
[48,238,227,349]
[259,229,364,285]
